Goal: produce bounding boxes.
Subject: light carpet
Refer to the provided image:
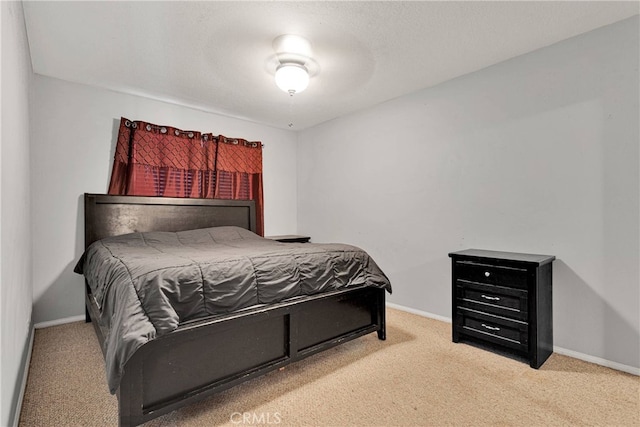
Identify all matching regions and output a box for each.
[19,308,639,426]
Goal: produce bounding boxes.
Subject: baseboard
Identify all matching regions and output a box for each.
[386,302,452,323]
[34,314,85,329]
[386,301,639,376]
[553,346,639,376]
[9,319,34,427]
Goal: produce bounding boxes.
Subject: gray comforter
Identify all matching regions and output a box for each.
[74,226,391,393]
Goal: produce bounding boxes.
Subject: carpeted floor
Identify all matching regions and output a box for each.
[19,308,639,426]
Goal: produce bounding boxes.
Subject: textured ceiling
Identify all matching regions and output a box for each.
[23,1,639,130]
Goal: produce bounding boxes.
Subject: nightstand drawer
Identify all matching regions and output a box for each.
[456,309,528,352]
[456,261,528,290]
[456,281,528,321]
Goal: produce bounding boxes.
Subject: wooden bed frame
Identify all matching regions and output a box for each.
[82,193,387,426]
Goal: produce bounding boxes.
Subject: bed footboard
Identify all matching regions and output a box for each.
[115,286,386,427]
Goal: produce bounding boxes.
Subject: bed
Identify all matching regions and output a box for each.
[75,193,391,426]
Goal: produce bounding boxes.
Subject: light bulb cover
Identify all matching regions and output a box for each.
[275,64,309,95]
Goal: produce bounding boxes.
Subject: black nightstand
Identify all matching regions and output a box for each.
[449,249,555,368]
[265,235,311,243]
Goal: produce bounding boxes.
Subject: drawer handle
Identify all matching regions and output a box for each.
[481,294,500,301]
[481,323,501,331]
[484,271,491,277]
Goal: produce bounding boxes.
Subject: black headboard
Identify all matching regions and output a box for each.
[84,194,257,249]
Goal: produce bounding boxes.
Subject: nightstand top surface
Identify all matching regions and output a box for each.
[264,235,311,243]
[449,249,555,266]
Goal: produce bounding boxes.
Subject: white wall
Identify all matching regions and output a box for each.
[30,76,298,324]
[1,2,34,425]
[298,17,639,370]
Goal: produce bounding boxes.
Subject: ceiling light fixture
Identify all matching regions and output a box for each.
[272,34,314,96]
[275,64,309,95]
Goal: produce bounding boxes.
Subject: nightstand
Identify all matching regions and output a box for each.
[265,235,311,243]
[449,249,555,368]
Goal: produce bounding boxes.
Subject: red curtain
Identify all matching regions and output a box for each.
[108,117,264,235]
[214,136,264,235]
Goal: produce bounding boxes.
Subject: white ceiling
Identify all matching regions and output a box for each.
[23,1,639,130]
